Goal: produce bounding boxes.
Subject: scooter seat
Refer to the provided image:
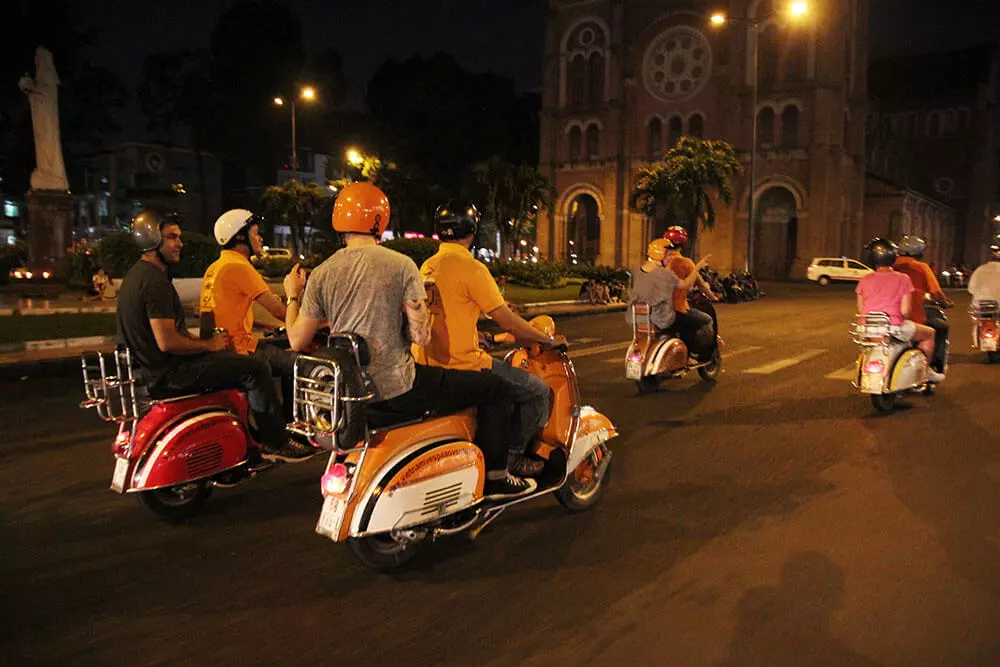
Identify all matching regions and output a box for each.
[365,405,436,430]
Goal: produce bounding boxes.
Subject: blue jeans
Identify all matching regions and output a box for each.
[491,359,551,454]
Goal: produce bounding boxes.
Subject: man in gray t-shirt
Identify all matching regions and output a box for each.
[300,245,423,401]
[283,182,536,500]
[628,263,680,331]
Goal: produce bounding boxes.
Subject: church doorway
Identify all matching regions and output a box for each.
[752,186,798,279]
[566,193,600,263]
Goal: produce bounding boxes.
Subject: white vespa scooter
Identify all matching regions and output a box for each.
[850,312,937,412]
[968,299,1000,363]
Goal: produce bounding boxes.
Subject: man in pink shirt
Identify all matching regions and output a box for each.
[855,238,944,382]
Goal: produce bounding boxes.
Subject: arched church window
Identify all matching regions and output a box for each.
[668,116,683,147]
[647,117,662,158]
[568,55,586,107]
[757,107,775,149]
[588,52,605,105]
[689,114,704,139]
[781,106,800,147]
[569,126,582,164]
[586,124,600,159]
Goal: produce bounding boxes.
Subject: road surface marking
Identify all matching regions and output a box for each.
[744,349,828,375]
[573,337,601,344]
[572,341,631,358]
[601,344,761,363]
[825,363,858,380]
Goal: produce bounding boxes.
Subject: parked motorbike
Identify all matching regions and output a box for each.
[624,301,722,393]
[849,313,935,412]
[79,342,323,521]
[968,299,1000,363]
[296,318,618,571]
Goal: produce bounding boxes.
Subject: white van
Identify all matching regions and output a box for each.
[806,257,872,285]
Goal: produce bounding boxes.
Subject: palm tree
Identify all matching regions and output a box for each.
[472,155,556,257]
[630,136,742,253]
[259,180,330,255]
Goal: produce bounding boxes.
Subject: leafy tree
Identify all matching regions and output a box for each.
[630,136,742,253]
[472,156,556,257]
[259,180,330,255]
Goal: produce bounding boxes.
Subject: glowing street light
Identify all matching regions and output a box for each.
[273,85,317,182]
[790,1,808,16]
[710,12,727,25]
[346,148,363,167]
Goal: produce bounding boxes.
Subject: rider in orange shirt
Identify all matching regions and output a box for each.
[892,235,952,372]
[663,226,720,361]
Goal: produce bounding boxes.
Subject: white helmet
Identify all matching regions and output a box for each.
[214,208,258,247]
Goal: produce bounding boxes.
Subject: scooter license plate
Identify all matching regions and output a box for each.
[315,495,347,540]
[983,338,997,352]
[626,359,642,380]
[860,374,884,394]
[110,457,129,494]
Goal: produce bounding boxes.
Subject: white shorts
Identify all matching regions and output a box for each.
[898,320,917,340]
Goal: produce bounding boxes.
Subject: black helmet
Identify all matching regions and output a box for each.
[131,210,182,252]
[434,201,480,241]
[864,237,898,268]
[897,234,926,258]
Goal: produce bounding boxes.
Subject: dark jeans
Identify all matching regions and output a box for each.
[252,342,298,419]
[924,306,949,372]
[368,365,512,472]
[151,351,286,449]
[491,359,550,454]
[673,308,715,359]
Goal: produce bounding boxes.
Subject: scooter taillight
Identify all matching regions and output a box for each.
[627,353,643,362]
[321,463,350,496]
[983,328,997,339]
[112,426,131,457]
[863,360,885,375]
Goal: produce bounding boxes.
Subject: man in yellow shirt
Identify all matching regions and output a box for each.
[200,209,310,453]
[414,201,567,477]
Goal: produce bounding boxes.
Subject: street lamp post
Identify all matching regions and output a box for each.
[711,3,808,274]
[273,86,316,182]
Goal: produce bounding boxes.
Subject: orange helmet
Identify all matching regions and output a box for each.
[647,238,670,262]
[332,182,390,236]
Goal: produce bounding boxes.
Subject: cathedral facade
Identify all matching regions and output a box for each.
[536,0,870,278]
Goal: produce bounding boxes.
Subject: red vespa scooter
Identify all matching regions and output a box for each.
[80,346,324,520]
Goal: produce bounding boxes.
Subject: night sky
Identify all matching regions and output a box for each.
[75,0,1000,140]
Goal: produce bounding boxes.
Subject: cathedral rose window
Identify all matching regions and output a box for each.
[643,26,712,102]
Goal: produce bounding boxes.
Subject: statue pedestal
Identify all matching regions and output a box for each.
[26,189,73,270]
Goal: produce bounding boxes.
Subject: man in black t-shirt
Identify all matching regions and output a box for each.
[116,211,313,463]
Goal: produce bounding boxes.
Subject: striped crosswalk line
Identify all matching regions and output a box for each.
[744,349,828,375]
[825,363,858,381]
[601,344,761,363]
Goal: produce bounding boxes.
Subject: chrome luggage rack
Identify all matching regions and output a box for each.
[80,347,141,425]
[968,300,999,319]
[631,302,652,336]
[850,313,898,346]
[287,333,375,449]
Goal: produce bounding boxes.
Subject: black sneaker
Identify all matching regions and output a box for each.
[484,473,537,500]
[262,439,318,464]
[507,453,545,477]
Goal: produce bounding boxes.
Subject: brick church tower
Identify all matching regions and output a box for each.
[536,0,869,278]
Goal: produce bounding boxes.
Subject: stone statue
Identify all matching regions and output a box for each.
[19,47,69,191]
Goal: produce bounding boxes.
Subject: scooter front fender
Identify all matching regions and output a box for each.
[566,406,617,475]
[131,410,249,491]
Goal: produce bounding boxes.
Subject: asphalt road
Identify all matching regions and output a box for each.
[3,283,1000,666]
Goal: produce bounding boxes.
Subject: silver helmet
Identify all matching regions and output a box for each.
[131,210,165,252]
[897,234,926,258]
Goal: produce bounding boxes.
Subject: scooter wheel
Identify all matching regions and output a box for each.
[988,351,999,364]
[870,393,897,413]
[697,348,722,383]
[138,481,212,521]
[556,445,611,512]
[636,376,660,394]
[348,533,422,571]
